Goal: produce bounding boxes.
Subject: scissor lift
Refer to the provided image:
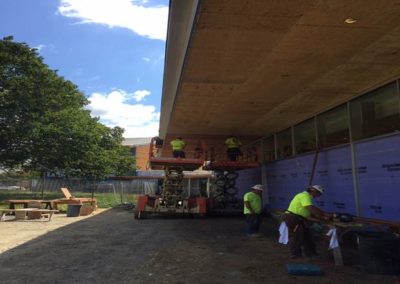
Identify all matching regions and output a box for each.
[203,160,260,214]
[134,138,207,219]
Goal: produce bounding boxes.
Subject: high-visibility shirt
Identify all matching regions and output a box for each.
[287,191,313,218]
[243,192,262,214]
[225,137,242,149]
[170,139,186,151]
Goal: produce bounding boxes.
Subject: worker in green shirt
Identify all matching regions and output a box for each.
[243,184,263,236]
[283,185,333,259]
[170,137,186,158]
[225,136,242,161]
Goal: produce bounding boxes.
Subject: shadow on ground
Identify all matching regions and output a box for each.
[0,209,399,284]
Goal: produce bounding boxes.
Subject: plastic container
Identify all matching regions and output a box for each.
[357,231,400,275]
[66,204,82,217]
[286,264,322,275]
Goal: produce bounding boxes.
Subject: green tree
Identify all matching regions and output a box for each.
[0,36,135,178]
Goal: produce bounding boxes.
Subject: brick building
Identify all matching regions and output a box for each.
[122,138,152,172]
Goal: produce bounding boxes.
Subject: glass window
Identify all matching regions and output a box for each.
[276,128,292,159]
[350,82,400,140]
[294,118,316,154]
[317,104,349,148]
[262,136,275,161]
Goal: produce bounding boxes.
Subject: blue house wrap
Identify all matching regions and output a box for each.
[264,133,400,222]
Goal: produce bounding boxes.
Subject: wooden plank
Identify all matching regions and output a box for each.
[61,187,73,199]
[0,209,58,222]
[0,209,58,212]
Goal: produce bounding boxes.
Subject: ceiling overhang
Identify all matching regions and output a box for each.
[160,0,400,139]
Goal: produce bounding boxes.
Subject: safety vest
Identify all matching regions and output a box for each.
[287,191,313,218]
[243,192,262,214]
[171,139,186,151]
[225,137,241,149]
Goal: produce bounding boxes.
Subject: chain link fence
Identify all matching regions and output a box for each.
[0,176,210,208]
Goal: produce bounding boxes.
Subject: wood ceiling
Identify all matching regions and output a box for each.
[161,0,400,138]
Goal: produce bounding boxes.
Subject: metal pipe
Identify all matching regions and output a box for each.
[348,101,361,217]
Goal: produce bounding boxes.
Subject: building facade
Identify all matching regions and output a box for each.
[159,0,400,222]
[122,138,152,173]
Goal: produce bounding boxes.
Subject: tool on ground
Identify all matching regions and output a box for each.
[286,263,322,275]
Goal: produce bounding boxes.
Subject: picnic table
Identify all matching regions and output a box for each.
[51,197,97,210]
[8,199,54,210]
[51,188,97,211]
[6,188,97,219]
[0,208,59,222]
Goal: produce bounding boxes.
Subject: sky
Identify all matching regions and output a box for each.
[0,0,169,138]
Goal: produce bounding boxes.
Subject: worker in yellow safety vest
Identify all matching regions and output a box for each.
[225,136,242,161]
[243,184,263,237]
[283,185,333,259]
[170,137,186,158]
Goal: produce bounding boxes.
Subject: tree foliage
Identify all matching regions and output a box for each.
[0,36,135,178]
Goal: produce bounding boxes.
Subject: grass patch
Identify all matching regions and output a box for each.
[0,190,137,209]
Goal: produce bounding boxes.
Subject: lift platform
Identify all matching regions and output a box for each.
[135,159,207,218]
[203,160,259,171]
[149,157,204,171]
[134,138,207,219]
[204,160,260,215]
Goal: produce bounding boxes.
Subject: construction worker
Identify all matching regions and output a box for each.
[170,137,186,158]
[283,185,333,259]
[225,136,242,161]
[243,184,263,236]
[153,136,163,157]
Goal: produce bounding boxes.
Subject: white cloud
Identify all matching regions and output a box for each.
[33,44,57,53]
[58,0,168,41]
[33,44,45,51]
[133,89,151,101]
[141,57,151,62]
[87,89,159,138]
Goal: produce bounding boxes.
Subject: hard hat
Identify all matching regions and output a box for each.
[251,184,263,191]
[308,185,325,194]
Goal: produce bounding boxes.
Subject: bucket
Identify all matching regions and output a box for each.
[66,204,82,217]
[357,231,400,275]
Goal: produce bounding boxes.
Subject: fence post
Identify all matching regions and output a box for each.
[120,181,123,204]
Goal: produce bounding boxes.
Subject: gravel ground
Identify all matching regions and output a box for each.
[0,209,399,284]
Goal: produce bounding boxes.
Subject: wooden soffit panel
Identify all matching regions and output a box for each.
[163,0,400,137]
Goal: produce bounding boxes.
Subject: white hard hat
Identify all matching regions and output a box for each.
[308,185,325,194]
[251,184,263,191]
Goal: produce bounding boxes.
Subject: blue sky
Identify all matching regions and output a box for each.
[0,0,169,137]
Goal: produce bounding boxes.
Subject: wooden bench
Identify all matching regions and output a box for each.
[52,188,97,211]
[8,199,54,210]
[0,208,59,222]
[51,198,97,211]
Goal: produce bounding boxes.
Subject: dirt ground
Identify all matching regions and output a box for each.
[0,209,399,284]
